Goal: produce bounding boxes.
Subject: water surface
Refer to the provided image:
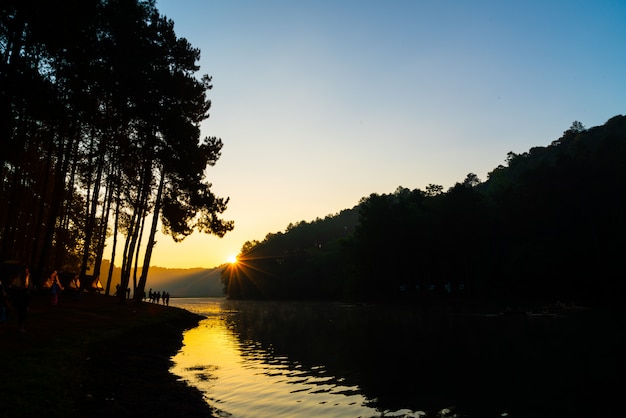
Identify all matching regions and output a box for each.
[170,298,428,417]
[170,297,617,418]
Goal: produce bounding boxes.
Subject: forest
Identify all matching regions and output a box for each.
[223,116,626,310]
[3,1,625,311]
[0,0,232,300]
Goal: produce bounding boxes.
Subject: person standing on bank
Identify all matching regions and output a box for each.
[50,271,63,306]
[0,278,9,323]
[69,274,81,299]
[10,265,31,332]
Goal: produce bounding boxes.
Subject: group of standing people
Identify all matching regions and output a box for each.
[147,288,170,305]
[43,270,80,305]
[2,264,174,333]
[1,266,85,333]
[113,285,172,305]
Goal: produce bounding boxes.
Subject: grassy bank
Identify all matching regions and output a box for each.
[0,291,216,418]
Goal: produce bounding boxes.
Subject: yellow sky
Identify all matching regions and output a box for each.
[139,0,626,269]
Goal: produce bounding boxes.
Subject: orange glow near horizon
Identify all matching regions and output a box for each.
[222,254,280,299]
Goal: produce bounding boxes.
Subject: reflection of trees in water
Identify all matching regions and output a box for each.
[223,301,622,417]
[183,365,219,383]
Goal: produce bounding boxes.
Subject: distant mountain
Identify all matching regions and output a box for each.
[144,266,226,297]
[97,260,226,298]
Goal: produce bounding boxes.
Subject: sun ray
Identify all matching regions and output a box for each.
[222,253,287,299]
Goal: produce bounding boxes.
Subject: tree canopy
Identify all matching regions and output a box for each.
[1,0,233,299]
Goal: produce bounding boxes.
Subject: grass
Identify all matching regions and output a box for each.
[0,291,216,418]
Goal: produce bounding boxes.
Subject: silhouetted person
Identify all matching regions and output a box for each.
[50,275,63,306]
[0,278,8,323]
[69,274,81,299]
[10,266,31,332]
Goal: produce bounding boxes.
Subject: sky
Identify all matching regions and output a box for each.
[141,0,626,269]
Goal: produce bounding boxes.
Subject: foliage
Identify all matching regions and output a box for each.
[223,116,626,309]
[0,0,232,297]
[222,208,359,300]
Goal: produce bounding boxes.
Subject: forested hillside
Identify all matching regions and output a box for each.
[223,116,626,309]
[223,208,360,300]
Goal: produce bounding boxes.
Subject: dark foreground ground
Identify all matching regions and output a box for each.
[0,290,216,418]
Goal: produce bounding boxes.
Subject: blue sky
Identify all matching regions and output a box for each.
[148,0,626,268]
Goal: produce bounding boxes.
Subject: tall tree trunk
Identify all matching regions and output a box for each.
[36,127,76,283]
[80,141,104,278]
[92,167,113,289]
[136,168,165,302]
[118,161,152,303]
[132,205,147,296]
[105,182,121,296]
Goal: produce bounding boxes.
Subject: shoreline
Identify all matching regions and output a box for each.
[0,291,216,417]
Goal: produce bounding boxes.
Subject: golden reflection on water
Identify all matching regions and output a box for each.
[169,298,413,418]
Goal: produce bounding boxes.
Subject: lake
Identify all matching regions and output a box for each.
[169,297,621,418]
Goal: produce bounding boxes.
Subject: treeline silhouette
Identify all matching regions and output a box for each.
[223,116,626,309]
[1,0,231,300]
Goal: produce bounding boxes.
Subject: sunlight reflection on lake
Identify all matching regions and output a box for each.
[169,298,423,418]
[169,297,617,418]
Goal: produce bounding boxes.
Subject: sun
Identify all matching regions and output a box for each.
[227,254,238,264]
